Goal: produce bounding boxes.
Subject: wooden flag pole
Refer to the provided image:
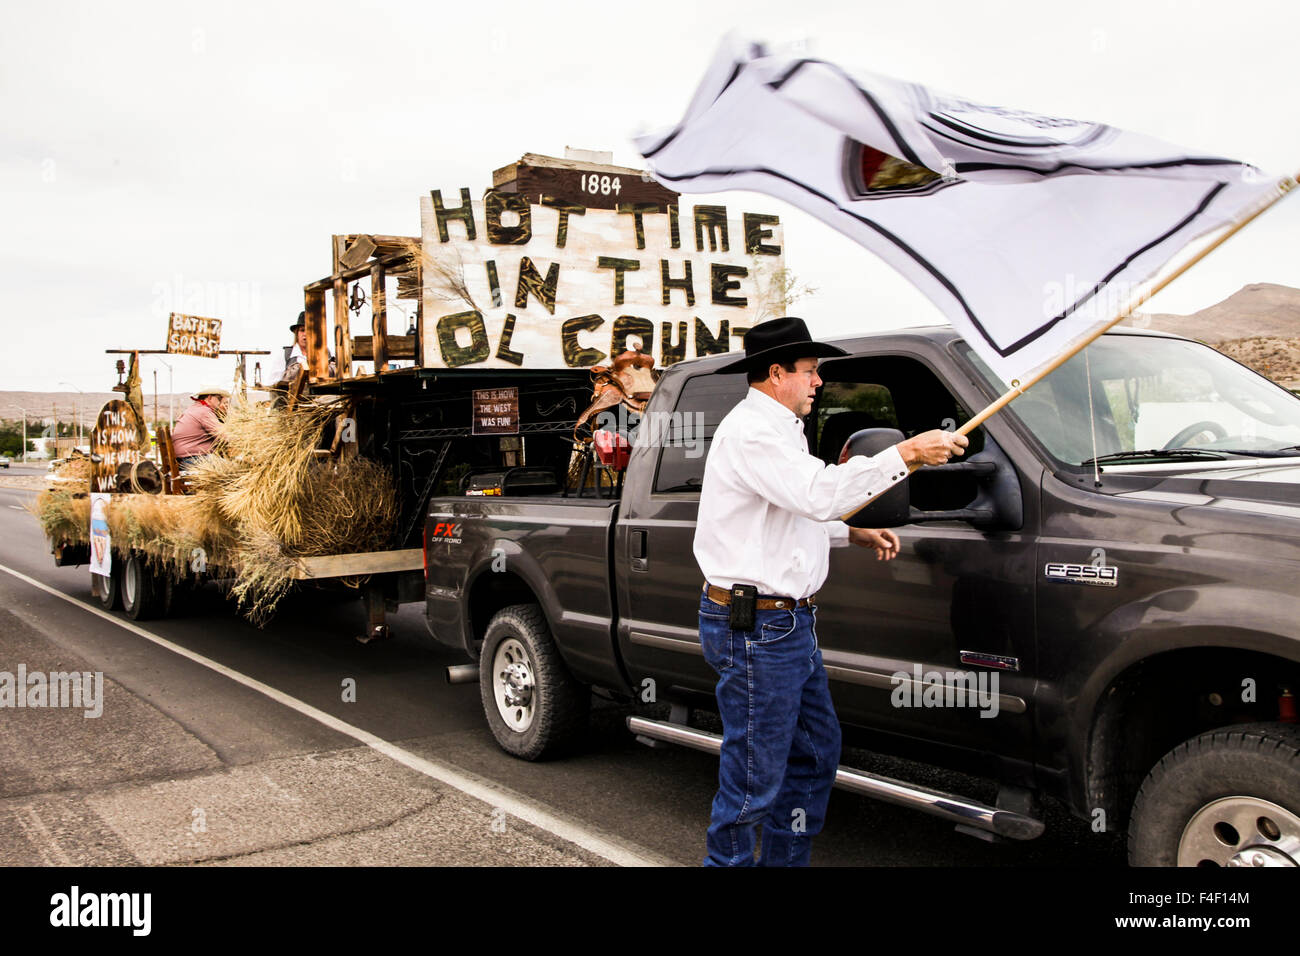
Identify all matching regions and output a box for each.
[841,170,1298,522]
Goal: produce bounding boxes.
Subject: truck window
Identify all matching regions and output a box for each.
[816,357,984,460]
[956,336,1300,466]
[815,382,899,465]
[652,373,748,493]
[815,355,986,513]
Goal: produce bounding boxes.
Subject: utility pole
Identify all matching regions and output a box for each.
[158,356,175,428]
[59,383,86,451]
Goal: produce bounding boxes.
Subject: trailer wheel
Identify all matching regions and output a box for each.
[479,603,589,760]
[120,552,172,621]
[91,562,121,611]
[1128,722,1300,866]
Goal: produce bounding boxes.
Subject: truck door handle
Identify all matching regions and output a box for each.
[631,529,648,572]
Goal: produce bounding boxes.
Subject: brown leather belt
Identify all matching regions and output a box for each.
[704,584,814,610]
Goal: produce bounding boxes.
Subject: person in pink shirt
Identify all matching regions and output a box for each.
[172,386,230,469]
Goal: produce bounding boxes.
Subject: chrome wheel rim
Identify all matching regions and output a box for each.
[1178,795,1300,867]
[123,559,139,608]
[492,638,536,732]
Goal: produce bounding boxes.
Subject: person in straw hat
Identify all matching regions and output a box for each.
[693,316,968,867]
[172,386,231,469]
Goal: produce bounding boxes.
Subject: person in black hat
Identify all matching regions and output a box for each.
[266,313,310,389]
[267,312,335,392]
[693,316,966,867]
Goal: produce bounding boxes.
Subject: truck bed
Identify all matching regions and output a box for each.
[424,495,623,687]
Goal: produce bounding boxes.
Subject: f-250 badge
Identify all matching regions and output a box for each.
[1044,562,1118,587]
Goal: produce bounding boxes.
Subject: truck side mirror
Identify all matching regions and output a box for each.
[839,427,911,528]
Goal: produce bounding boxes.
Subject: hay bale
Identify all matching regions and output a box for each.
[29,394,398,626]
[181,396,397,622]
[30,487,90,549]
[53,457,91,486]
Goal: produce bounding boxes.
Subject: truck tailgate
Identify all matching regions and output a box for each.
[425,496,623,687]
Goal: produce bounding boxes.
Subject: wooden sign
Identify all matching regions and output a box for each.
[166,312,223,358]
[90,400,145,493]
[420,191,786,370]
[494,155,678,212]
[472,387,520,435]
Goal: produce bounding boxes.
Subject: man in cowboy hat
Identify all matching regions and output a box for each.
[172,385,231,469]
[694,316,967,867]
[266,313,336,394]
[266,313,310,389]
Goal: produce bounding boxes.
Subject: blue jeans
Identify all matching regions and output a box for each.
[698,590,842,866]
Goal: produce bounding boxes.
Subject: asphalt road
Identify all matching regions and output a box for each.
[0,478,1126,867]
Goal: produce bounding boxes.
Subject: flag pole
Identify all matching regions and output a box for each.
[841,170,1298,522]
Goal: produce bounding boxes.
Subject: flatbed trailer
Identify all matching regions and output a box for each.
[56,363,598,640]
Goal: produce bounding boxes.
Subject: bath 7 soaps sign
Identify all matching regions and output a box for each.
[166,312,223,358]
[419,189,786,369]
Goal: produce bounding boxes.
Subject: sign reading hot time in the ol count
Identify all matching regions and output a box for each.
[472,387,520,435]
[420,189,786,370]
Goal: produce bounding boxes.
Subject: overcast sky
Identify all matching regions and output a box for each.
[3,0,1298,398]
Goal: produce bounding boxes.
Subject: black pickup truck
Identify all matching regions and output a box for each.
[424,326,1300,866]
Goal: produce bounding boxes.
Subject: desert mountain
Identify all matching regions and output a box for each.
[1123,282,1300,388]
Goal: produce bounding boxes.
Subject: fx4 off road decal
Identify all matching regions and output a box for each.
[430,522,464,545]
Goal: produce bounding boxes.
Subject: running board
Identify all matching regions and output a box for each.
[626,716,1045,841]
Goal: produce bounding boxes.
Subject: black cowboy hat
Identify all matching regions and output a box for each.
[714,316,847,375]
[289,311,305,332]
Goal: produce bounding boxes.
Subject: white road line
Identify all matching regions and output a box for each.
[14,806,72,866]
[0,562,671,868]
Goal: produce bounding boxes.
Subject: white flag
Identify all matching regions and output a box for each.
[635,36,1282,384]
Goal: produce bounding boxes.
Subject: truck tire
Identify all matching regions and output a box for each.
[91,563,121,611]
[479,603,589,760]
[120,552,172,621]
[1128,722,1300,866]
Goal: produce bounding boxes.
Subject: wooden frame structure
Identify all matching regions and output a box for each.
[302,235,423,385]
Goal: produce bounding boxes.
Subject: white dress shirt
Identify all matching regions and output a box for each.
[693,387,908,599]
[266,343,306,386]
